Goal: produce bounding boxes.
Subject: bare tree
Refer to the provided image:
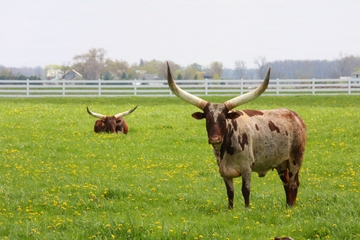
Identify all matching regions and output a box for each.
[158,61,182,79]
[337,53,360,77]
[73,48,107,79]
[234,60,246,79]
[254,56,267,79]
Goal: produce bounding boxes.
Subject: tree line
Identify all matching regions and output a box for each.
[1,48,359,80]
[0,66,41,80]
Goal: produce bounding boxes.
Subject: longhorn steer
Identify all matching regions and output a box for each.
[166,62,306,208]
[86,106,137,134]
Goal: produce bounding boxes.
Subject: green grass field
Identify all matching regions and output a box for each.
[1,95,359,239]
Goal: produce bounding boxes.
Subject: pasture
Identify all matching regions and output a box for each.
[0,95,359,239]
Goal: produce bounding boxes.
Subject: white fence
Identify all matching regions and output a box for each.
[0,78,359,97]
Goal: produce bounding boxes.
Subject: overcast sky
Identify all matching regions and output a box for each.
[1,0,359,69]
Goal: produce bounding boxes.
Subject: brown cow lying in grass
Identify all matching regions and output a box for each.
[86,106,137,134]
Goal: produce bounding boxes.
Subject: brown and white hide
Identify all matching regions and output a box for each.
[166,62,306,209]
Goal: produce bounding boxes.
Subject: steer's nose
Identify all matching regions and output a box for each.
[209,136,223,145]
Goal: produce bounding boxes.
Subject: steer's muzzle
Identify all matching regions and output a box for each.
[209,136,223,145]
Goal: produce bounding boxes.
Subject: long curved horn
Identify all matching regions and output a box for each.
[87,106,106,118]
[114,105,138,118]
[224,68,271,110]
[167,62,207,110]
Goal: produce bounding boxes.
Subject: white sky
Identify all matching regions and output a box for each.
[1,0,359,69]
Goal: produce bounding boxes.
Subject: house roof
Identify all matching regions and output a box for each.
[68,69,83,77]
[351,69,360,75]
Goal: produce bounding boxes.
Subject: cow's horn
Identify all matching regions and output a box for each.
[224,68,271,110]
[167,62,207,110]
[114,105,138,118]
[87,106,106,118]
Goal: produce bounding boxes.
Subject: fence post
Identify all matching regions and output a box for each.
[26,79,30,97]
[348,79,351,94]
[134,79,137,96]
[240,79,243,95]
[276,78,279,95]
[62,79,65,96]
[98,79,101,96]
[205,79,208,95]
[26,79,29,97]
[312,78,315,94]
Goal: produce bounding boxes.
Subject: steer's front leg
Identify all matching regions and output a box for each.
[223,178,234,209]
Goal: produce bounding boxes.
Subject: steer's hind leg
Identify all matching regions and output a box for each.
[276,160,292,206]
[241,171,251,207]
[287,157,302,206]
[277,159,301,206]
[223,178,234,209]
[288,170,300,206]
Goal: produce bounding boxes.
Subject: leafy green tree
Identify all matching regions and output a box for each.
[139,59,145,66]
[190,63,202,71]
[103,71,114,80]
[176,73,183,80]
[120,72,127,79]
[0,67,13,79]
[184,65,198,80]
[138,59,162,74]
[104,59,130,80]
[210,61,223,79]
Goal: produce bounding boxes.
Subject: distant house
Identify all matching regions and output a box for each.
[46,68,63,80]
[64,69,83,80]
[142,73,161,80]
[351,69,360,79]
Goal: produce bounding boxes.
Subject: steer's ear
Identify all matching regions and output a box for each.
[226,111,241,119]
[191,112,205,120]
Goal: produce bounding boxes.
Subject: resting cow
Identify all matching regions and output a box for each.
[166,62,306,208]
[86,106,137,134]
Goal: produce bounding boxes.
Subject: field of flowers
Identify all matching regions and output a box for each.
[0,95,359,239]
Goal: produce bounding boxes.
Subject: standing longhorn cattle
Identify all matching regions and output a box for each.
[86,106,137,134]
[166,62,306,208]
